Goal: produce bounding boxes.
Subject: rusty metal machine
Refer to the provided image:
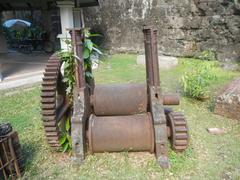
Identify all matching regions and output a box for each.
[41,26,189,168]
[0,123,23,179]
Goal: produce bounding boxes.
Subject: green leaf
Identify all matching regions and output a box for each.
[57,121,61,128]
[85,39,93,51]
[84,29,90,38]
[85,71,93,78]
[83,48,90,59]
[60,136,67,145]
[89,33,102,37]
[93,43,99,48]
[66,134,72,148]
[64,61,70,68]
[66,118,70,131]
[62,143,69,153]
[84,63,88,70]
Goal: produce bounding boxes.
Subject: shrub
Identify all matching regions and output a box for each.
[180,61,217,100]
[198,50,216,61]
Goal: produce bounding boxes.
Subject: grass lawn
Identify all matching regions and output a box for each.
[0,54,240,179]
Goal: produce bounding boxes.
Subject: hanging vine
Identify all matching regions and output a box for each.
[57,29,102,152]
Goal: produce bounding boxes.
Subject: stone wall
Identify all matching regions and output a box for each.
[83,0,240,61]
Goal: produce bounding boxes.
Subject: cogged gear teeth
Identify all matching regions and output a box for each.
[41,54,61,148]
[166,112,189,152]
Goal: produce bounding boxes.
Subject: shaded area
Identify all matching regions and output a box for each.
[0,52,49,80]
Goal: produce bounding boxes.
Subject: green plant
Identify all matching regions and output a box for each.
[59,117,72,153]
[83,29,102,82]
[198,50,216,61]
[58,30,102,101]
[180,61,217,100]
[57,30,102,152]
[58,42,75,103]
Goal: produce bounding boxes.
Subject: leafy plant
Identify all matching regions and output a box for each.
[180,61,217,100]
[57,29,102,153]
[59,118,72,153]
[198,50,216,61]
[83,29,102,82]
[58,40,75,103]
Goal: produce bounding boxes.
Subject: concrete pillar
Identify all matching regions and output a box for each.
[73,8,85,28]
[0,63,2,82]
[73,8,81,28]
[57,1,75,50]
[0,11,7,82]
[0,12,7,54]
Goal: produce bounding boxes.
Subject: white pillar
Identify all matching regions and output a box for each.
[0,63,2,82]
[57,1,75,50]
[0,18,7,82]
[73,8,81,28]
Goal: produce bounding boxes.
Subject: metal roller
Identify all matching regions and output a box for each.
[92,83,148,115]
[163,94,180,105]
[87,113,154,153]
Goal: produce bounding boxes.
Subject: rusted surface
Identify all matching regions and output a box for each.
[166,112,189,152]
[149,87,169,168]
[163,94,180,105]
[70,29,85,89]
[71,88,86,164]
[88,113,154,153]
[41,54,70,148]
[143,26,160,87]
[92,83,147,115]
[143,26,169,168]
[0,131,22,180]
[69,29,90,164]
[40,26,189,168]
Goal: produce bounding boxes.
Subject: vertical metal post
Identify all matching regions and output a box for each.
[70,29,85,89]
[69,28,86,164]
[143,27,160,87]
[143,26,169,169]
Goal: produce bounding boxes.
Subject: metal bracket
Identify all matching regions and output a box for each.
[71,89,85,164]
[143,26,170,168]
[149,87,170,169]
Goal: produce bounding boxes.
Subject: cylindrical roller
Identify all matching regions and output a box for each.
[92,83,147,115]
[88,113,154,153]
[163,94,180,105]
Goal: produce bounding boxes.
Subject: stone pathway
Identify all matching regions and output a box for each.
[0,52,49,90]
[136,55,178,69]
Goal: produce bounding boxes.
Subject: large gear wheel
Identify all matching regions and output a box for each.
[166,112,189,152]
[41,54,70,148]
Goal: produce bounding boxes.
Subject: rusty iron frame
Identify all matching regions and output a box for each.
[0,131,21,180]
[143,26,170,168]
[69,28,92,164]
[69,28,86,164]
[65,26,187,168]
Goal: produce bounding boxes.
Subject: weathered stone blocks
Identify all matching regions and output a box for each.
[214,78,240,120]
[84,0,240,61]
